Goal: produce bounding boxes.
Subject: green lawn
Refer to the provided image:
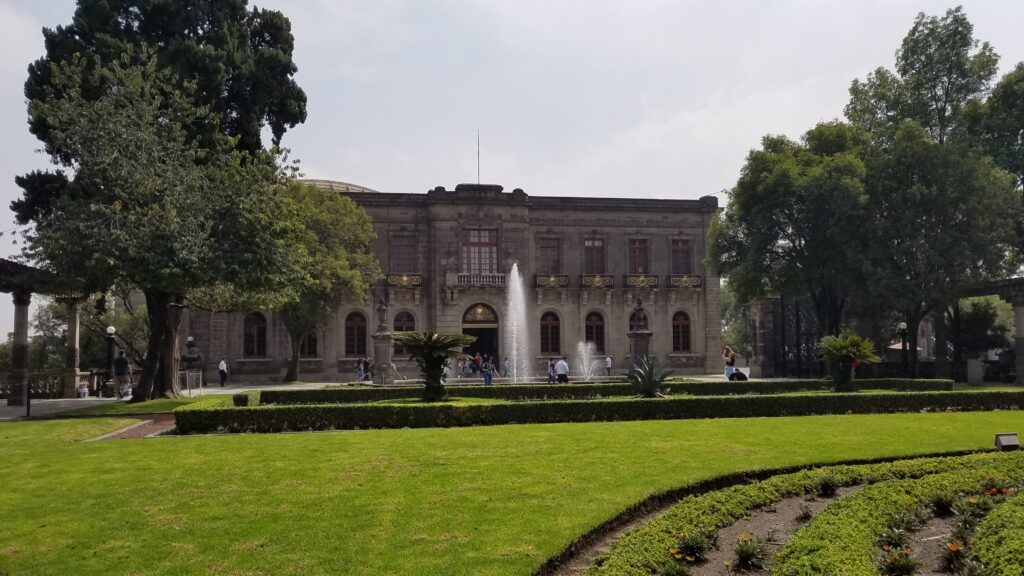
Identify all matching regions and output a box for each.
[2,411,1023,575]
[66,395,219,415]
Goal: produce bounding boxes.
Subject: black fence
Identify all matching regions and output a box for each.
[0,372,66,400]
[770,298,826,379]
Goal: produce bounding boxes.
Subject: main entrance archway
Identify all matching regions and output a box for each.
[463,303,499,359]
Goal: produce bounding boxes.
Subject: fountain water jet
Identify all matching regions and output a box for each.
[575,341,601,381]
[504,262,532,383]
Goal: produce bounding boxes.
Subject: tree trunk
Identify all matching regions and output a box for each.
[284,332,301,382]
[130,290,183,402]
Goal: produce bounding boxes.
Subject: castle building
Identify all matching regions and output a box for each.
[186,182,723,380]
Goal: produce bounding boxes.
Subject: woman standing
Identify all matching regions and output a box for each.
[723,346,737,380]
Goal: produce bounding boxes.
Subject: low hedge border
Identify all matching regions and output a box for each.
[174,390,1021,434]
[774,466,1024,575]
[974,492,1024,575]
[259,378,952,405]
[584,452,1024,576]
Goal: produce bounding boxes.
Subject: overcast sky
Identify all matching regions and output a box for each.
[2,0,1024,336]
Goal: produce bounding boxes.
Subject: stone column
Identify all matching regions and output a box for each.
[1014,301,1024,386]
[372,298,395,384]
[8,290,31,406]
[62,298,82,398]
[748,300,775,378]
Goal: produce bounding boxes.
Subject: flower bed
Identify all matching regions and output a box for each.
[258,378,952,405]
[173,389,1022,434]
[974,492,1024,574]
[583,452,1024,576]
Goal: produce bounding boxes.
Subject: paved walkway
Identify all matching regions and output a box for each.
[0,398,121,421]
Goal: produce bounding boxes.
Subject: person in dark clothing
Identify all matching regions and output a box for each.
[112,351,132,399]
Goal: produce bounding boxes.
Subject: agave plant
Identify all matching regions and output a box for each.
[392,331,476,401]
[627,356,674,398]
[817,330,881,391]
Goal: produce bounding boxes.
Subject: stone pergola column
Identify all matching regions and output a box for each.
[62,298,83,398]
[8,290,32,407]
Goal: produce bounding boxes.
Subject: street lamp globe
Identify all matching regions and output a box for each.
[897,321,907,331]
[106,326,116,336]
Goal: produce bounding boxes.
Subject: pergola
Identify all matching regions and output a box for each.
[1,258,89,405]
[966,277,1024,382]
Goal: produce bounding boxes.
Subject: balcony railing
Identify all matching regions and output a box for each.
[535,274,569,288]
[668,274,702,288]
[386,273,423,288]
[579,274,615,288]
[624,274,659,288]
[457,273,506,287]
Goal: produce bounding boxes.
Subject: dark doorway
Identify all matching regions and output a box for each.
[463,327,499,359]
[463,303,500,359]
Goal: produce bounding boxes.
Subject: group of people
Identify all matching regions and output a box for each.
[455,353,509,385]
[354,358,374,382]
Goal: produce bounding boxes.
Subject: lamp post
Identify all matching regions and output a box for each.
[898,321,909,377]
[185,337,196,371]
[104,326,116,397]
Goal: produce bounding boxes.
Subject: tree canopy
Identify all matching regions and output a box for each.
[277,181,382,382]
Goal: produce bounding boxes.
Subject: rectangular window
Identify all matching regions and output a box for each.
[462,229,498,274]
[671,239,692,275]
[390,235,418,274]
[628,239,649,274]
[583,238,605,274]
[536,237,561,275]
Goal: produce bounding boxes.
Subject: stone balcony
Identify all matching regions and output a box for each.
[386,273,423,288]
[579,274,615,289]
[624,274,659,288]
[455,272,506,287]
[668,274,703,289]
[535,274,569,288]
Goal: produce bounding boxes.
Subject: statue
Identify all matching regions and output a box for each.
[375,297,389,334]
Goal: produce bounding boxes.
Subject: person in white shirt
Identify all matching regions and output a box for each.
[554,357,570,384]
[604,356,612,377]
[218,359,229,387]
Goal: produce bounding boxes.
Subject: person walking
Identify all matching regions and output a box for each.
[112,351,132,399]
[218,358,229,387]
[482,355,495,386]
[604,355,613,377]
[355,358,365,382]
[555,356,570,384]
[547,358,556,384]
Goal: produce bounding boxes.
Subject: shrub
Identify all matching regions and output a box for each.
[879,546,920,576]
[973,494,1024,575]
[627,357,674,398]
[391,331,476,401]
[817,474,840,497]
[877,526,910,549]
[656,559,691,576]
[175,390,1024,434]
[232,393,250,407]
[669,529,716,563]
[732,533,769,570]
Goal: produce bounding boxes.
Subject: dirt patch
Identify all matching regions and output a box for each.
[692,486,860,576]
[552,506,669,576]
[908,514,956,576]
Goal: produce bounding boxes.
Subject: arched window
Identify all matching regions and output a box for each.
[672,312,692,353]
[540,312,561,355]
[243,313,267,358]
[299,332,318,358]
[345,312,367,357]
[585,312,605,353]
[393,312,415,356]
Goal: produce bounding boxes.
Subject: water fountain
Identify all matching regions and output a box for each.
[504,262,532,382]
[574,341,602,381]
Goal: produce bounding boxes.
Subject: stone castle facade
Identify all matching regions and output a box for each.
[186,182,723,380]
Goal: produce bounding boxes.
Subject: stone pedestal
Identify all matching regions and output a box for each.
[626,300,652,365]
[372,333,395,384]
[8,290,31,406]
[966,358,984,386]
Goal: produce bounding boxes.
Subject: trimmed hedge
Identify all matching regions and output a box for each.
[258,378,952,405]
[174,389,1023,434]
[586,452,1024,576]
[975,493,1024,575]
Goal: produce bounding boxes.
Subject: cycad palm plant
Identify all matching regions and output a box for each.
[392,331,476,401]
[627,357,674,398]
[817,330,881,391]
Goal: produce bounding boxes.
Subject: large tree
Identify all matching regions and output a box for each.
[708,122,870,335]
[15,0,308,399]
[22,55,302,400]
[277,182,381,382]
[864,122,1017,374]
[846,6,998,145]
